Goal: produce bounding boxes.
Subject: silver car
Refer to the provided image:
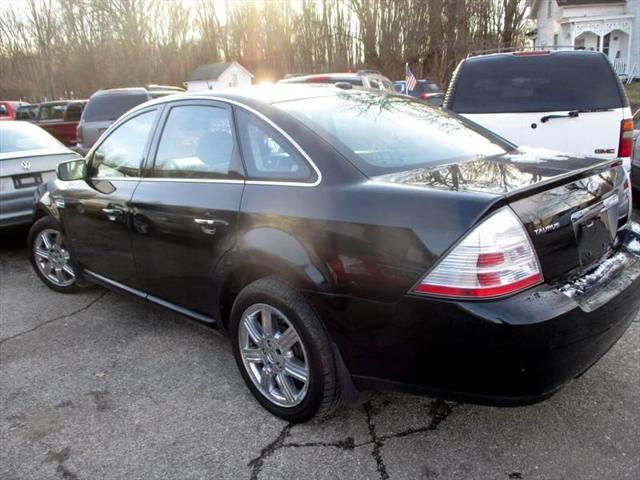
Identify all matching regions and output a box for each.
[0,122,80,227]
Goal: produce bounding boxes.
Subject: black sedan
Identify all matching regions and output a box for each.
[29,85,640,422]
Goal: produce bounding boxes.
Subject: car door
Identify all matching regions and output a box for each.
[129,100,245,316]
[59,107,161,286]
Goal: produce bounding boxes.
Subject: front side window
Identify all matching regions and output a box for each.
[151,105,236,179]
[277,92,510,177]
[236,109,314,182]
[91,110,157,178]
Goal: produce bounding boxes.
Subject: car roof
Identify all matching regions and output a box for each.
[125,84,391,116]
[465,49,605,63]
[185,84,382,104]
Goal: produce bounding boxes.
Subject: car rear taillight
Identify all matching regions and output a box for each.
[76,124,83,144]
[419,92,429,100]
[413,207,543,299]
[618,119,634,158]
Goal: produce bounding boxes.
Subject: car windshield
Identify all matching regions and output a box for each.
[451,53,626,113]
[82,93,149,122]
[0,122,62,154]
[277,92,511,176]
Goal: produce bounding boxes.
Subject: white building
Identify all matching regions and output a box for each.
[184,62,253,92]
[530,0,639,78]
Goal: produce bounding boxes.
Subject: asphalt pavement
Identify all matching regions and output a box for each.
[1,211,639,480]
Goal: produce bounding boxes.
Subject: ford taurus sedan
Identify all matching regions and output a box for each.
[1,121,80,228]
[28,86,640,422]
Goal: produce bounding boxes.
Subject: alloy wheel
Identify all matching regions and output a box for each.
[238,303,310,408]
[33,228,75,287]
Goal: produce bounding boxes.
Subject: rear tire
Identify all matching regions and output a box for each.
[230,276,341,422]
[28,216,90,293]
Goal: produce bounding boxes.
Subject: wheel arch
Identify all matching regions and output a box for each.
[214,231,333,331]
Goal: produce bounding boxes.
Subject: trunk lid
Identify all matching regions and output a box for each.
[374,150,632,282]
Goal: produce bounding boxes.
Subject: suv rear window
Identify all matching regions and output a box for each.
[82,93,149,122]
[450,53,626,113]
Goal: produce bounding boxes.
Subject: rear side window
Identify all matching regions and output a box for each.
[450,53,626,113]
[83,93,149,122]
[151,105,237,179]
[236,109,314,182]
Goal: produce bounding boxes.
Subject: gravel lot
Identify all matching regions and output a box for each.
[2,210,639,480]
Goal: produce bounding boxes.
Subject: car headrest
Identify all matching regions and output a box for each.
[196,131,233,168]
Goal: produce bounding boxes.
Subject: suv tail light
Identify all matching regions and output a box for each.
[76,124,83,144]
[413,208,542,299]
[618,118,634,158]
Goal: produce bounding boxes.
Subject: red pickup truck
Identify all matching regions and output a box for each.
[35,100,87,147]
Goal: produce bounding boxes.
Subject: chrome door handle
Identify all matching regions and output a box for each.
[194,218,229,227]
[102,207,123,215]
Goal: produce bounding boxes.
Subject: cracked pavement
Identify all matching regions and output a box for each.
[1,212,639,480]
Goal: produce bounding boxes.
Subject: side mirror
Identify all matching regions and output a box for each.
[57,159,87,181]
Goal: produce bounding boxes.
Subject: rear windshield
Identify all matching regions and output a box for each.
[451,53,625,113]
[64,103,84,121]
[277,92,511,176]
[0,122,62,154]
[82,93,149,122]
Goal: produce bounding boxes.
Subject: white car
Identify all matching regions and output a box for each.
[444,51,634,171]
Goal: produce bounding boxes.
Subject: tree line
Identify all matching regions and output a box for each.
[0,0,529,101]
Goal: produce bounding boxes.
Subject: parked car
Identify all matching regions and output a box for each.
[278,71,395,92]
[15,104,39,121]
[444,51,634,171]
[393,79,443,104]
[29,85,639,422]
[0,121,80,227]
[35,100,87,147]
[0,101,30,121]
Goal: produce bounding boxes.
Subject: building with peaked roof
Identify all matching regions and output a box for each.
[529,0,639,78]
[184,62,254,92]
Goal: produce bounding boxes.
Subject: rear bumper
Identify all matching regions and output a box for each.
[309,233,640,406]
[0,188,36,227]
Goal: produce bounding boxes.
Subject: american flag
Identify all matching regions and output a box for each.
[405,64,417,93]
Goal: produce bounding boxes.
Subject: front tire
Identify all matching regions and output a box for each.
[28,216,88,293]
[230,276,341,422]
